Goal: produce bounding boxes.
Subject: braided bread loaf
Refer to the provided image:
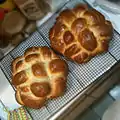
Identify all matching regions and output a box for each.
[49,4,113,63]
[12,47,68,109]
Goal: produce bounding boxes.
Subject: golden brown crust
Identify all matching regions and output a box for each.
[48,77,66,98]
[12,71,28,86]
[32,63,48,77]
[30,82,51,97]
[12,46,68,109]
[49,4,113,64]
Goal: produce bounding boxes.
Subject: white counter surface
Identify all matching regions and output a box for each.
[0,0,120,120]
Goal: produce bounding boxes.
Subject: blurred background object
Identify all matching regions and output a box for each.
[43,0,69,12]
[93,0,120,14]
[0,0,16,21]
[102,100,120,120]
[14,0,50,20]
[0,0,15,11]
[0,23,10,48]
[0,10,37,48]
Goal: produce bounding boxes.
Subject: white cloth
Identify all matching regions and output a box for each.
[0,101,8,120]
[85,0,120,34]
[102,100,120,120]
[0,68,21,112]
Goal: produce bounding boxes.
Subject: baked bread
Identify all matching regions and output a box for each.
[12,46,68,109]
[14,0,49,20]
[1,10,37,46]
[49,4,113,64]
[2,11,26,35]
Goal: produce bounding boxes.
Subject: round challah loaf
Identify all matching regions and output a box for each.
[12,46,68,109]
[49,4,113,64]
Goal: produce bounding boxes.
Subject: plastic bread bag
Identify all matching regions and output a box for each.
[0,100,10,120]
[9,107,32,120]
[14,0,50,20]
[0,102,32,120]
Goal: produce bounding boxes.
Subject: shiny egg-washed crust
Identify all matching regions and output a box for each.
[12,46,68,109]
[49,4,113,64]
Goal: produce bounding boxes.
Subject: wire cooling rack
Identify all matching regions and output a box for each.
[0,0,120,120]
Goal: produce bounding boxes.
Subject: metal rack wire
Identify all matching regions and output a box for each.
[0,0,120,120]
